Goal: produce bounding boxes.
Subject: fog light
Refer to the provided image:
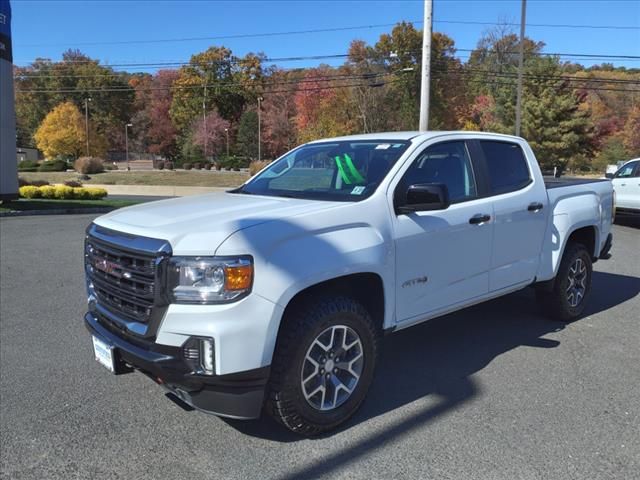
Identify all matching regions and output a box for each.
[181,336,215,375]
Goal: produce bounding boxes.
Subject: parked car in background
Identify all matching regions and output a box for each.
[606,158,640,216]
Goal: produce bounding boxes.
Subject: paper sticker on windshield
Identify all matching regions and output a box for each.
[351,186,366,195]
[375,144,391,150]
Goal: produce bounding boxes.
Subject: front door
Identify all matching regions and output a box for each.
[392,140,493,324]
[613,160,640,210]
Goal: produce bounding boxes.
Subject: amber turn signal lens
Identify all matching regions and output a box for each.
[224,264,253,291]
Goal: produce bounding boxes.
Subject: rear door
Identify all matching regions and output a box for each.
[473,140,549,292]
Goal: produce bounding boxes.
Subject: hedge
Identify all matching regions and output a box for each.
[19,185,108,200]
[38,160,68,172]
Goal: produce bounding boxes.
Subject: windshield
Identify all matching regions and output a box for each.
[235,140,411,201]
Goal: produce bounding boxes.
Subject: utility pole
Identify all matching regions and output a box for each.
[125,123,132,171]
[419,0,433,131]
[84,97,92,156]
[203,85,208,161]
[515,0,527,137]
[257,96,263,161]
[224,128,229,157]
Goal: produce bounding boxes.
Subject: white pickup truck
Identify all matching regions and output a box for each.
[85,131,614,436]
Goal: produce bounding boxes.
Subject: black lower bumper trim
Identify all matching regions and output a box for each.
[85,312,269,419]
[599,233,613,260]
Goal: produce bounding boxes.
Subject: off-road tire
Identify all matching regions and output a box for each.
[266,295,379,437]
[537,242,592,322]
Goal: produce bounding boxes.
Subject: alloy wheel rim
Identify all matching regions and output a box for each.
[301,325,364,411]
[566,258,587,308]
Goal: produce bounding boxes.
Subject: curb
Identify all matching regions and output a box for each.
[89,184,229,196]
[0,207,119,217]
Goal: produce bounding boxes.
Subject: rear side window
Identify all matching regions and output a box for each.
[480,141,531,195]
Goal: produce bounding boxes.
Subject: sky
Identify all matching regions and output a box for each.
[9,0,640,71]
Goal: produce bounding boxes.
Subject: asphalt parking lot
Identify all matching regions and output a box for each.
[1,214,638,480]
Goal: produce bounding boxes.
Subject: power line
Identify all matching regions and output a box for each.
[15,66,640,95]
[18,18,640,48]
[14,48,640,81]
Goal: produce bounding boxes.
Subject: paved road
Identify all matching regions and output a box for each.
[1,215,638,480]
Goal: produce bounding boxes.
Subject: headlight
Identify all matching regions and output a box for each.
[168,256,253,304]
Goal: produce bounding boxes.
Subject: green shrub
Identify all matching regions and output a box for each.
[84,187,108,199]
[203,162,212,170]
[18,160,40,172]
[75,157,105,174]
[165,161,174,170]
[183,163,192,170]
[72,187,89,199]
[103,163,117,170]
[39,185,57,198]
[193,162,202,170]
[38,160,68,172]
[53,185,74,199]
[19,186,41,199]
[157,161,165,170]
[18,185,107,200]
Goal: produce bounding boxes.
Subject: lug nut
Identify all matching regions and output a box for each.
[333,368,338,373]
[326,374,331,379]
[335,357,340,362]
[320,368,324,375]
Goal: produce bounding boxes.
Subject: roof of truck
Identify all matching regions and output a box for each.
[307,130,524,144]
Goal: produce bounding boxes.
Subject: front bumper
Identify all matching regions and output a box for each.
[85,312,269,419]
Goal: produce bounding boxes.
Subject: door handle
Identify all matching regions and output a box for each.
[528,202,544,212]
[469,214,491,225]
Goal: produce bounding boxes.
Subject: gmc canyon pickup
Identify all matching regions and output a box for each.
[85,131,614,436]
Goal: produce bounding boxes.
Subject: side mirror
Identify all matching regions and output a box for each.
[397,183,450,214]
[604,172,614,179]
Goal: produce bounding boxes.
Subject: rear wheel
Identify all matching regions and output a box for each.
[537,242,592,322]
[266,296,378,436]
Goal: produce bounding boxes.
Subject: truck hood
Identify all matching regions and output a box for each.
[93,192,340,255]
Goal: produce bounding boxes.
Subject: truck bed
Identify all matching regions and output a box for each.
[544,176,609,189]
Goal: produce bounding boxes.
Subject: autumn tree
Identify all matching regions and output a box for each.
[132,70,180,159]
[170,46,267,134]
[621,105,640,157]
[34,101,105,159]
[15,50,134,151]
[261,72,297,158]
[294,68,357,142]
[192,108,230,159]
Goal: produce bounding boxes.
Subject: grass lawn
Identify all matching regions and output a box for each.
[0,198,140,213]
[19,170,250,187]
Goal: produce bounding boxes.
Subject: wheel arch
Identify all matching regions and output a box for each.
[280,272,386,334]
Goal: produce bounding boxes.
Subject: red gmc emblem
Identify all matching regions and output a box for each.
[94,257,124,278]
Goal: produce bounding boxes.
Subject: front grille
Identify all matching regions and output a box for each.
[85,225,171,334]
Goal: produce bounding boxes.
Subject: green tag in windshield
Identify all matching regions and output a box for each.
[334,154,365,185]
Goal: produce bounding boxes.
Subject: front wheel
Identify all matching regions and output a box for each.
[537,242,593,322]
[266,296,379,436]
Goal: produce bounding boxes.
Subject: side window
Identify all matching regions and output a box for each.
[614,161,639,178]
[397,141,477,203]
[480,141,531,195]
